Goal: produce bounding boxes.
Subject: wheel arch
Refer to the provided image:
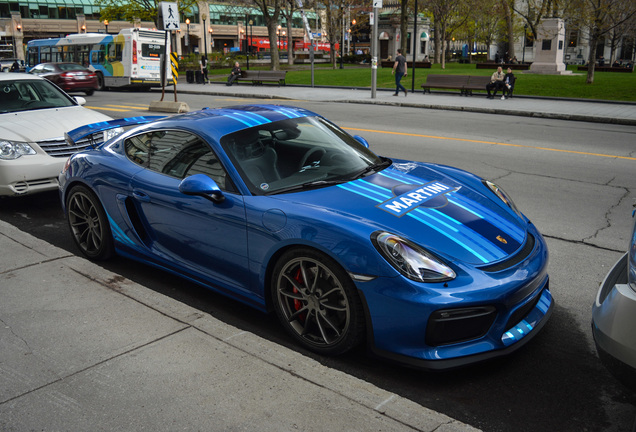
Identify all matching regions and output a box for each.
[261,242,354,314]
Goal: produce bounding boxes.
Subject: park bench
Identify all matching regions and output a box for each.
[421,74,499,96]
[476,62,531,70]
[577,65,633,73]
[380,60,431,68]
[238,70,288,86]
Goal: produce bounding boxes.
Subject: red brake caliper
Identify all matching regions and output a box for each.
[293,268,306,322]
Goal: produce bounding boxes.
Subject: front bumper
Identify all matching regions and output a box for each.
[592,253,636,389]
[358,226,553,370]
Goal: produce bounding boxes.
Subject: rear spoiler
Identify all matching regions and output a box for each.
[65,115,165,148]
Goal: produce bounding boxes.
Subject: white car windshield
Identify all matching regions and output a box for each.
[0,79,76,114]
[220,116,388,195]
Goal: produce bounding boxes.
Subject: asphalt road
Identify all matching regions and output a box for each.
[2,90,635,432]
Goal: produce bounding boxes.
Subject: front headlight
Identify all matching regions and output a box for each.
[372,232,456,282]
[0,140,37,160]
[484,180,522,217]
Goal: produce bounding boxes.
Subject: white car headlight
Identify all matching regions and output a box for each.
[372,232,456,282]
[0,140,37,160]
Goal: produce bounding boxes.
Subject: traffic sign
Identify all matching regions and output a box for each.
[158,2,180,31]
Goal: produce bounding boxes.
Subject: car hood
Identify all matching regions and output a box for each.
[0,106,111,142]
[280,161,528,266]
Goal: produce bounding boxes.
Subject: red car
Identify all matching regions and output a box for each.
[29,62,98,95]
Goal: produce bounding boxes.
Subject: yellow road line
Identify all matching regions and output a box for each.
[105,104,149,109]
[86,106,133,112]
[344,127,636,162]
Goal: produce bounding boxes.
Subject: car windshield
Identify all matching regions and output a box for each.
[0,78,76,114]
[58,63,87,72]
[220,116,388,195]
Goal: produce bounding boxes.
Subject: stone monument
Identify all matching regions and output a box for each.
[529,18,572,75]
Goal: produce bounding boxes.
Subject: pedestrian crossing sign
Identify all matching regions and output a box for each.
[158,2,180,31]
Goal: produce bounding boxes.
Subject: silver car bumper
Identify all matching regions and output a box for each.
[592,252,636,390]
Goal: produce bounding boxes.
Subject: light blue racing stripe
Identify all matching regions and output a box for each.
[406,212,490,263]
[268,106,304,118]
[222,114,260,127]
[352,179,506,262]
[227,111,270,127]
[449,196,525,243]
[343,181,492,263]
[379,170,417,184]
[107,214,136,247]
[337,184,383,202]
[386,169,524,244]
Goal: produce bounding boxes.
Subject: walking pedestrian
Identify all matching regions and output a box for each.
[392,49,408,97]
[199,55,208,84]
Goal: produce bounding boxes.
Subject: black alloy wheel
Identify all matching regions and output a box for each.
[66,185,114,260]
[271,248,365,355]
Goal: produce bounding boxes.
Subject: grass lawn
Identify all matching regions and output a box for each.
[207,61,636,102]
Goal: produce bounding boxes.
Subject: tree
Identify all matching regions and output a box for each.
[424,0,470,68]
[95,0,197,28]
[251,0,284,70]
[572,0,636,83]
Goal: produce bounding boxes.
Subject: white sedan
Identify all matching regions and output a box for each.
[0,73,113,196]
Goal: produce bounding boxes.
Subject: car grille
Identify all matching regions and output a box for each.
[36,135,104,158]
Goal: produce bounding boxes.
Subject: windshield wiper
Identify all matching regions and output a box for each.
[265,179,347,195]
[350,158,391,180]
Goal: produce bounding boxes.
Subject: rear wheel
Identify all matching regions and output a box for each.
[66,185,114,260]
[271,248,365,355]
[95,72,106,91]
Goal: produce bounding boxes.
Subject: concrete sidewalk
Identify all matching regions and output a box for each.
[0,220,478,431]
[170,80,636,126]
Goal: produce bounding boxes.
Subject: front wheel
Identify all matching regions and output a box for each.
[271,248,365,355]
[66,185,114,260]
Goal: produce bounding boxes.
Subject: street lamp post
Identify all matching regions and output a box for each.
[202,15,207,59]
[351,19,356,54]
[103,20,109,34]
[249,20,253,60]
[185,18,190,55]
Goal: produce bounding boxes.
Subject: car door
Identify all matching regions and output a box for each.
[124,129,251,298]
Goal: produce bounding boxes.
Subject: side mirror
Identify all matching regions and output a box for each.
[74,96,87,106]
[179,174,225,203]
[353,135,369,148]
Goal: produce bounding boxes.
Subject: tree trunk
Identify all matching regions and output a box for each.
[586,34,597,84]
[268,21,280,71]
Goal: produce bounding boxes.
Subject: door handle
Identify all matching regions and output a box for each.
[132,191,150,202]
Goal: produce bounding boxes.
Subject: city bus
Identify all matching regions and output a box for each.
[26,28,171,90]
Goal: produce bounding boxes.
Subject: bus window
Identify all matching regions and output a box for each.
[91,50,105,64]
[141,43,163,59]
[109,42,123,62]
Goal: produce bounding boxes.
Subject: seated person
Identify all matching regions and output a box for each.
[502,67,516,99]
[485,66,505,99]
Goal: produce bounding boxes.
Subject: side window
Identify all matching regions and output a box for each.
[124,130,234,192]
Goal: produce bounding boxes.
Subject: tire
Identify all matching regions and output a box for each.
[65,185,114,261]
[85,89,95,96]
[95,72,106,91]
[271,248,365,355]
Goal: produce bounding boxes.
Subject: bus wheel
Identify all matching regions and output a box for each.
[96,73,106,91]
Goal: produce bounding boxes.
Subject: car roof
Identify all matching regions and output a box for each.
[0,73,45,82]
[146,105,318,139]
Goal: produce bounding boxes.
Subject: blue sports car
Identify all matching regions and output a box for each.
[59,105,552,369]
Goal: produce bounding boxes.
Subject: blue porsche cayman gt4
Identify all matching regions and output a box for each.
[59,105,552,369]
